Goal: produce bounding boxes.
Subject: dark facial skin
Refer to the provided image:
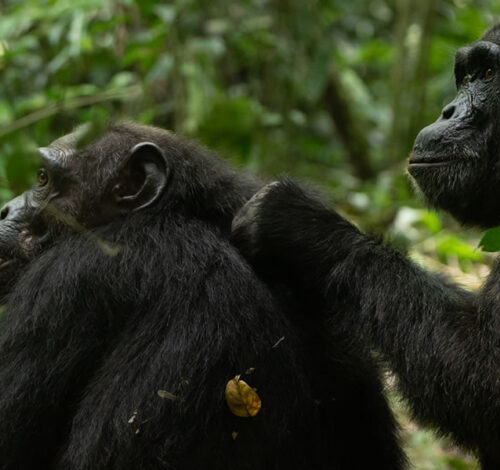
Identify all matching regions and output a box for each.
[0,195,37,302]
[409,36,500,227]
[0,126,168,303]
[0,159,61,302]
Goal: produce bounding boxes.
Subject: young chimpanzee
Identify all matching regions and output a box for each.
[0,123,405,469]
[231,24,500,470]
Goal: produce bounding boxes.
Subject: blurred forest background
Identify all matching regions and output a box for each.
[1,0,499,468]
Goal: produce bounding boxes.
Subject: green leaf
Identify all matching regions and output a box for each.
[479,226,500,252]
[437,236,483,262]
[419,210,442,235]
[443,456,479,470]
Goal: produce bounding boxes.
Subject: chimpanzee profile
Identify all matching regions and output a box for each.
[0,123,405,469]
[232,24,500,470]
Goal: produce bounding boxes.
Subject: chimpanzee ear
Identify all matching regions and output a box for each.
[114,142,169,212]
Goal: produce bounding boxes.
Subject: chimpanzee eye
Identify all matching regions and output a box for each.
[461,75,470,86]
[485,68,495,80]
[37,169,49,187]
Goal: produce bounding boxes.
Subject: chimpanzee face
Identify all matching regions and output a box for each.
[0,126,169,302]
[409,38,500,227]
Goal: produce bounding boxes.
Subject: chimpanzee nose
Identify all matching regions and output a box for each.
[0,196,26,223]
[0,205,10,221]
[441,103,456,120]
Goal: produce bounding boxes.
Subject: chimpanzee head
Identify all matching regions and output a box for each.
[409,24,500,227]
[0,123,257,303]
[0,124,173,301]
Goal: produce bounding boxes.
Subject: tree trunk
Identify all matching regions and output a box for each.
[325,65,375,180]
[388,0,436,165]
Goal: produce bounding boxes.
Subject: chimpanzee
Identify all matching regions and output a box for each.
[0,122,406,469]
[231,24,500,470]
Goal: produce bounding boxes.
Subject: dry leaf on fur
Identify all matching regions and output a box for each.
[225,375,261,418]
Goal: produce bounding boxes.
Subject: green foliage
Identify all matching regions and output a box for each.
[479,226,500,252]
[0,0,492,270]
[419,210,442,235]
[436,235,484,272]
[0,0,497,197]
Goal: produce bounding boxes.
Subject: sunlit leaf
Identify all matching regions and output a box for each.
[225,375,261,418]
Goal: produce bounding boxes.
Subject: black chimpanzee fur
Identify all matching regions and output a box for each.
[231,25,500,470]
[0,122,405,469]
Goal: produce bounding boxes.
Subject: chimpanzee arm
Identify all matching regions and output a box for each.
[231,180,500,466]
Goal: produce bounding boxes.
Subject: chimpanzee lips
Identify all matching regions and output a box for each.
[408,153,454,169]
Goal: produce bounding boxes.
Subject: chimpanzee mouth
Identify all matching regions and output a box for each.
[408,153,455,169]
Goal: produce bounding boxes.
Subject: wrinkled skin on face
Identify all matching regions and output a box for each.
[0,196,38,302]
[409,25,500,227]
[0,124,171,304]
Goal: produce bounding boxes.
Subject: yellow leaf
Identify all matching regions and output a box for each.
[225,375,262,418]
